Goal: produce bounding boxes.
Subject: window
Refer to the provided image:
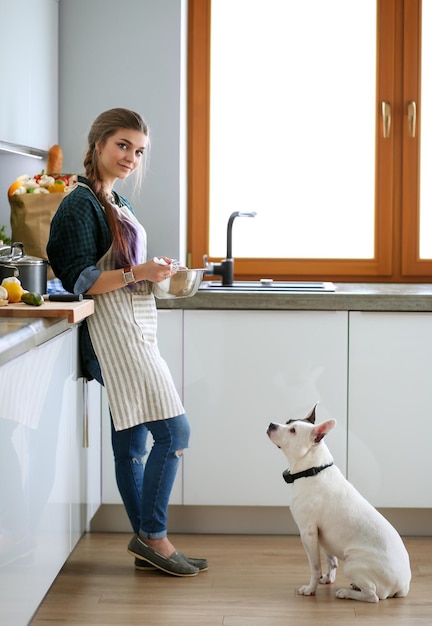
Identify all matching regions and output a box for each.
[187,0,430,282]
[209,0,376,261]
[419,0,432,259]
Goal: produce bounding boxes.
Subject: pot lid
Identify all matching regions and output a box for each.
[0,242,48,266]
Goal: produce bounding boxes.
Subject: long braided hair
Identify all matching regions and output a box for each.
[83,108,149,268]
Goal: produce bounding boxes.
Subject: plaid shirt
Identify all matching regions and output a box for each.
[47,176,130,292]
[47,176,133,379]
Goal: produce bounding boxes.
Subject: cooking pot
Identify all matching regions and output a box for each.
[0,242,48,293]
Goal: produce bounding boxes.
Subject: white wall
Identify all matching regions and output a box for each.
[0,0,58,240]
[58,0,187,262]
[0,0,186,260]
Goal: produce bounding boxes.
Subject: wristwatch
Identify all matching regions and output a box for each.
[122,264,136,284]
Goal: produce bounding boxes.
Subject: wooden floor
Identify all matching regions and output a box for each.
[31,533,432,626]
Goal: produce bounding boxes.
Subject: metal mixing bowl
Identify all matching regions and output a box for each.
[151,268,206,299]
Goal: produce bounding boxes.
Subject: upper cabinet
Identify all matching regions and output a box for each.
[0,0,58,152]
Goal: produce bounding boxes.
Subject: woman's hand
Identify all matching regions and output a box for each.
[139,257,176,283]
[85,257,179,294]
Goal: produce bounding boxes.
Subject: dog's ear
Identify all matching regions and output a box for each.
[312,418,336,443]
[304,402,319,424]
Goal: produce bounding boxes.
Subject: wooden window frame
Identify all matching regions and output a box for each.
[187,0,427,283]
[400,0,432,277]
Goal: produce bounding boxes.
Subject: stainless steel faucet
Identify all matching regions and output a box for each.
[204,211,257,286]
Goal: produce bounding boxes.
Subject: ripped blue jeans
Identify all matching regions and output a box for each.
[111,415,190,539]
[86,359,190,539]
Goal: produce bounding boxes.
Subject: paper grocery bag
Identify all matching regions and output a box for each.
[9,192,66,280]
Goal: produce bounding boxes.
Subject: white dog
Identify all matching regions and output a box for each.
[266,405,411,602]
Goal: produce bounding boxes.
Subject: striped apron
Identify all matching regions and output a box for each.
[86,215,184,431]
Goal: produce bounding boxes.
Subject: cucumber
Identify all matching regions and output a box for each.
[21,292,44,306]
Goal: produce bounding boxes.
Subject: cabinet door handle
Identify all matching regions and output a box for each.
[83,378,89,448]
[381,101,391,138]
[408,101,417,138]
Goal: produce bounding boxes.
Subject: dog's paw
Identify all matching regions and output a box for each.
[336,586,379,603]
[297,585,317,596]
[319,574,335,585]
[336,588,351,600]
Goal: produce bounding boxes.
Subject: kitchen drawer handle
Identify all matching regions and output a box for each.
[381,101,391,139]
[408,101,417,138]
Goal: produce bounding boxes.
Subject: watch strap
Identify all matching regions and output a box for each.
[123,265,136,284]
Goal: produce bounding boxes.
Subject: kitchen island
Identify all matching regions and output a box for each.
[0,299,94,366]
[0,298,97,626]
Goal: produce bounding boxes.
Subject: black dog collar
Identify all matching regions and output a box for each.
[283,462,333,484]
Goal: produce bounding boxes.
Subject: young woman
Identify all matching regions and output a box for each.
[47,108,207,577]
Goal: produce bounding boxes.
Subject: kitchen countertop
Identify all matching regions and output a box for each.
[0,299,94,366]
[0,298,94,323]
[156,283,432,312]
[2,284,432,367]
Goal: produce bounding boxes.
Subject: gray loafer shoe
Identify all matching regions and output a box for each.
[134,557,156,571]
[135,553,208,572]
[128,535,199,577]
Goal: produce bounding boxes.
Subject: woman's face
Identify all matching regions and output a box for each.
[97,128,148,187]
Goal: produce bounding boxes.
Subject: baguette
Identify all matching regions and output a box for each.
[46,144,63,174]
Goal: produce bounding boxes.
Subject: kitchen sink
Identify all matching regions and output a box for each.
[199,280,335,293]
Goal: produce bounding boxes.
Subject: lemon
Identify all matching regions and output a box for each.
[0,285,7,300]
[48,181,66,193]
[2,281,25,303]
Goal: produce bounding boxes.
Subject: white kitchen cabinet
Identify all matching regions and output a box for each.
[84,379,102,527]
[69,329,102,548]
[101,309,184,505]
[183,310,348,506]
[348,312,432,508]
[0,330,72,626]
[0,324,101,626]
[159,310,184,505]
[0,0,58,150]
[70,334,85,550]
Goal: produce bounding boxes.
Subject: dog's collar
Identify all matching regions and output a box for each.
[282,463,333,484]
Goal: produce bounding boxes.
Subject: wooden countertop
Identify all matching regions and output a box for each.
[0,298,94,323]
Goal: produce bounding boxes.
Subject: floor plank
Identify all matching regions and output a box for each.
[31,534,432,626]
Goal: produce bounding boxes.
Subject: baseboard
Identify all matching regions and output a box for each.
[90,505,432,536]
